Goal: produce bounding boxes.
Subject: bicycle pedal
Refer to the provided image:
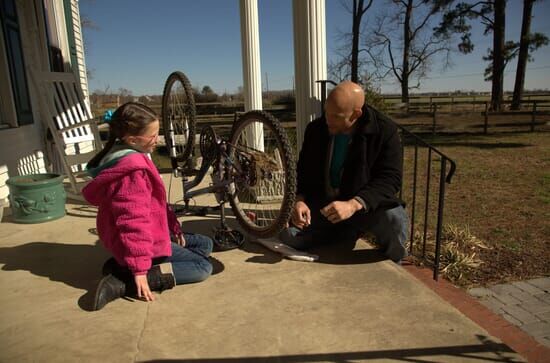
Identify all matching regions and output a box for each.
[213,228,245,251]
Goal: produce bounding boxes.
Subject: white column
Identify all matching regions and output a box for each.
[239,0,263,150]
[292,0,327,152]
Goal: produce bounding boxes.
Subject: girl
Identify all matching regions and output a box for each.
[83,102,213,311]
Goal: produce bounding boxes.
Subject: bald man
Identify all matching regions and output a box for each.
[280,81,409,262]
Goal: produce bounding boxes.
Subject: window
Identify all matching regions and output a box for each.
[63,0,79,75]
[0,0,33,126]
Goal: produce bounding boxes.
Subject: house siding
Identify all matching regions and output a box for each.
[69,0,89,99]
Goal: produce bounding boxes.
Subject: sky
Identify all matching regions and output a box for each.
[80,0,550,96]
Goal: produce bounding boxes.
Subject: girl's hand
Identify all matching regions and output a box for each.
[176,233,186,247]
[134,275,155,301]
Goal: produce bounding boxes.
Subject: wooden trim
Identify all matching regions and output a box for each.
[65,150,95,166]
[0,13,17,128]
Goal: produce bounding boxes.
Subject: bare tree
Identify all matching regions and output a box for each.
[329,0,374,84]
[367,0,454,104]
[351,0,375,83]
[90,84,111,108]
[511,0,549,109]
[117,88,132,97]
[80,0,99,80]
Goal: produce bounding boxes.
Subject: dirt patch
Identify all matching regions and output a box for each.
[401,131,550,287]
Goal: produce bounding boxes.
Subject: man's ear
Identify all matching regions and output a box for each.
[353,108,363,121]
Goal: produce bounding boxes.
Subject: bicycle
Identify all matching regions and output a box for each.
[162,71,296,250]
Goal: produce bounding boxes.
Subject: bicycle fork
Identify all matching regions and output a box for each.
[167,119,180,177]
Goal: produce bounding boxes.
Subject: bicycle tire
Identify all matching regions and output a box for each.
[228,110,296,238]
[161,71,196,166]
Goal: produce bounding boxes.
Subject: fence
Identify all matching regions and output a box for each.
[186,99,550,136]
[388,99,550,134]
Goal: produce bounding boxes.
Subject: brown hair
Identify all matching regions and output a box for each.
[87,102,158,168]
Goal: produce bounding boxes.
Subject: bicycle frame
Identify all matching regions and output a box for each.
[179,141,232,203]
[169,132,247,249]
[177,132,265,208]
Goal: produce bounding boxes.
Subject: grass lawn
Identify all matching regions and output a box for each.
[407,131,550,286]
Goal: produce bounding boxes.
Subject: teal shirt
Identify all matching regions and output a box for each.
[329,134,351,188]
[86,143,139,177]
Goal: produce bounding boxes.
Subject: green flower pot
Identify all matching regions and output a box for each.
[6,173,66,224]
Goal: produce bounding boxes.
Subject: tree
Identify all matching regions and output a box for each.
[511,0,549,109]
[350,0,374,83]
[195,85,218,102]
[368,0,455,104]
[482,33,547,82]
[329,0,374,84]
[435,0,506,111]
[492,0,505,112]
[117,87,132,97]
[201,85,214,96]
[485,0,506,112]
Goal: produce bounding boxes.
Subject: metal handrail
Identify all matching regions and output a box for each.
[396,123,457,183]
[397,124,457,280]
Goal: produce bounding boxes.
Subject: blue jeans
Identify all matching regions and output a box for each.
[279,205,409,262]
[165,233,213,284]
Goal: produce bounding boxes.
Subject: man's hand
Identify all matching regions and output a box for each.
[135,274,155,302]
[176,233,186,247]
[320,199,363,224]
[291,200,311,229]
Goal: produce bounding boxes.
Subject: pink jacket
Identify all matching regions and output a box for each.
[82,153,181,275]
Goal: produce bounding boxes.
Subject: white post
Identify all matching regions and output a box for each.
[239,0,263,150]
[292,0,327,152]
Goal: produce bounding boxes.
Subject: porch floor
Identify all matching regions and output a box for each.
[0,173,524,362]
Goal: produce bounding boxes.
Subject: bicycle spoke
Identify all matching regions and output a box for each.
[229,113,292,235]
[162,71,196,165]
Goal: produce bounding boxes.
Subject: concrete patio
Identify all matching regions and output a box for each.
[0,173,524,362]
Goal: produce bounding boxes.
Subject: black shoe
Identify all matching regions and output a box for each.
[101,257,118,276]
[146,264,176,291]
[385,241,408,263]
[93,264,175,311]
[93,274,126,311]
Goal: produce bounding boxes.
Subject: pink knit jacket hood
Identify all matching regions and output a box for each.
[83,153,180,275]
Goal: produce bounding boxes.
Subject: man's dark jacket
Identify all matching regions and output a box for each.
[296,105,405,212]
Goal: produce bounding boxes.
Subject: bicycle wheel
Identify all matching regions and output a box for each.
[161,71,196,166]
[228,110,296,238]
